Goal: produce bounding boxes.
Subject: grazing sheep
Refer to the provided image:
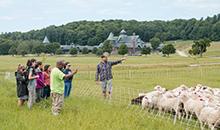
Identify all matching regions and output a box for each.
[131,95,145,105]
[157,94,183,124]
[142,91,162,110]
[136,84,220,128]
[198,106,220,130]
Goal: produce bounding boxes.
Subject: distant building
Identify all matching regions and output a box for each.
[100,30,145,55]
[60,43,98,53]
[43,36,50,44]
[59,29,163,55]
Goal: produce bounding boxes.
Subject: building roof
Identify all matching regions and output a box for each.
[107,32,114,41]
[105,30,145,48]
[43,36,50,44]
[120,29,127,35]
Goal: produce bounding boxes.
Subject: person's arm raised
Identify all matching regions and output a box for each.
[28,69,39,80]
[63,68,78,79]
[110,57,127,66]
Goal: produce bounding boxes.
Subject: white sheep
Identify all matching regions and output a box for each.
[198,106,220,130]
[157,95,183,124]
[142,91,162,110]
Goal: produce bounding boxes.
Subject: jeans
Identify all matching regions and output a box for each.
[64,82,72,97]
[27,82,36,109]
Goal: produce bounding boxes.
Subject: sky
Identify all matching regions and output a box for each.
[0,0,220,33]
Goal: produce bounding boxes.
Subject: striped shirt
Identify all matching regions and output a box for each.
[95,60,122,81]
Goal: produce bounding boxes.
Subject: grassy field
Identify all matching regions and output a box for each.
[0,41,220,130]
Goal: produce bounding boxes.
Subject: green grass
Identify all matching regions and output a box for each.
[1,42,220,130]
[0,77,188,130]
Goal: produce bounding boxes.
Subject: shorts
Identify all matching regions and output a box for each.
[101,79,112,93]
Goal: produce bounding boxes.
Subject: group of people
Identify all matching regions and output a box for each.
[15,52,126,116]
[15,59,51,108]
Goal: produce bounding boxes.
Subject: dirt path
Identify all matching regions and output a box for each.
[176,50,188,57]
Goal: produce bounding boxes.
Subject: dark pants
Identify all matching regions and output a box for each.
[64,82,72,97]
[36,88,44,103]
[43,85,51,99]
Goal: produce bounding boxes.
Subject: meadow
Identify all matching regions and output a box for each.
[0,41,220,130]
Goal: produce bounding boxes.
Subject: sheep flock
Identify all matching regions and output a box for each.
[131,84,220,130]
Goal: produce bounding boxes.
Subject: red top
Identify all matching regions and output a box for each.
[43,71,50,87]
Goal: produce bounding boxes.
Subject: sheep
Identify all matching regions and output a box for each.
[138,84,220,128]
[131,95,145,105]
[142,91,162,110]
[198,106,220,130]
[157,94,183,124]
[182,96,205,121]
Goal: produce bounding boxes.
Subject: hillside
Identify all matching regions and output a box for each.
[1,14,220,46]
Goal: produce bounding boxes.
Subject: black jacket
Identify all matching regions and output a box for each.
[15,71,28,98]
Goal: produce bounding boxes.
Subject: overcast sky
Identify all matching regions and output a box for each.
[0,0,220,33]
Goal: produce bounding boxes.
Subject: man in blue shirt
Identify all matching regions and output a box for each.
[64,63,74,97]
[95,53,126,98]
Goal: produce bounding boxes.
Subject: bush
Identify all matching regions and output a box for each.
[161,44,176,56]
[118,44,128,55]
[55,48,63,55]
[101,40,113,53]
[82,47,89,54]
[92,47,98,54]
[96,48,103,56]
[69,48,78,56]
[141,47,151,55]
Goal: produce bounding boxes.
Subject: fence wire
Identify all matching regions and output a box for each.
[73,81,212,130]
[1,71,219,130]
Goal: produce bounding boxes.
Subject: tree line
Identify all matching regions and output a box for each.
[1,14,220,46]
[0,14,217,56]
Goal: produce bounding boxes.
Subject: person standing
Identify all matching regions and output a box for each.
[50,60,78,116]
[35,61,45,103]
[64,63,74,98]
[15,64,28,106]
[95,53,126,99]
[26,59,39,109]
[43,65,51,99]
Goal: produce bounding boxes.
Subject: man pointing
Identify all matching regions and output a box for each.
[95,53,126,99]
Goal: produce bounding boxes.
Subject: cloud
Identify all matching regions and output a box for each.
[0,0,13,7]
[0,16,15,20]
[162,0,220,9]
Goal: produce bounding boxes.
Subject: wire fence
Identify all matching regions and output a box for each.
[1,70,219,130]
[73,82,213,130]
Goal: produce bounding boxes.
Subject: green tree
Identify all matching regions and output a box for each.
[55,48,63,55]
[189,38,211,57]
[118,44,128,55]
[101,40,113,53]
[92,47,98,54]
[161,44,176,57]
[32,44,46,56]
[16,42,30,56]
[69,48,78,56]
[141,47,151,55]
[96,48,103,56]
[82,47,89,54]
[45,43,60,54]
[8,44,17,56]
[0,43,11,55]
[150,37,161,50]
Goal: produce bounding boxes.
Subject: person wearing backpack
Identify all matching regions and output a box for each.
[35,61,45,103]
[15,64,28,106]
[26,59,39,109]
